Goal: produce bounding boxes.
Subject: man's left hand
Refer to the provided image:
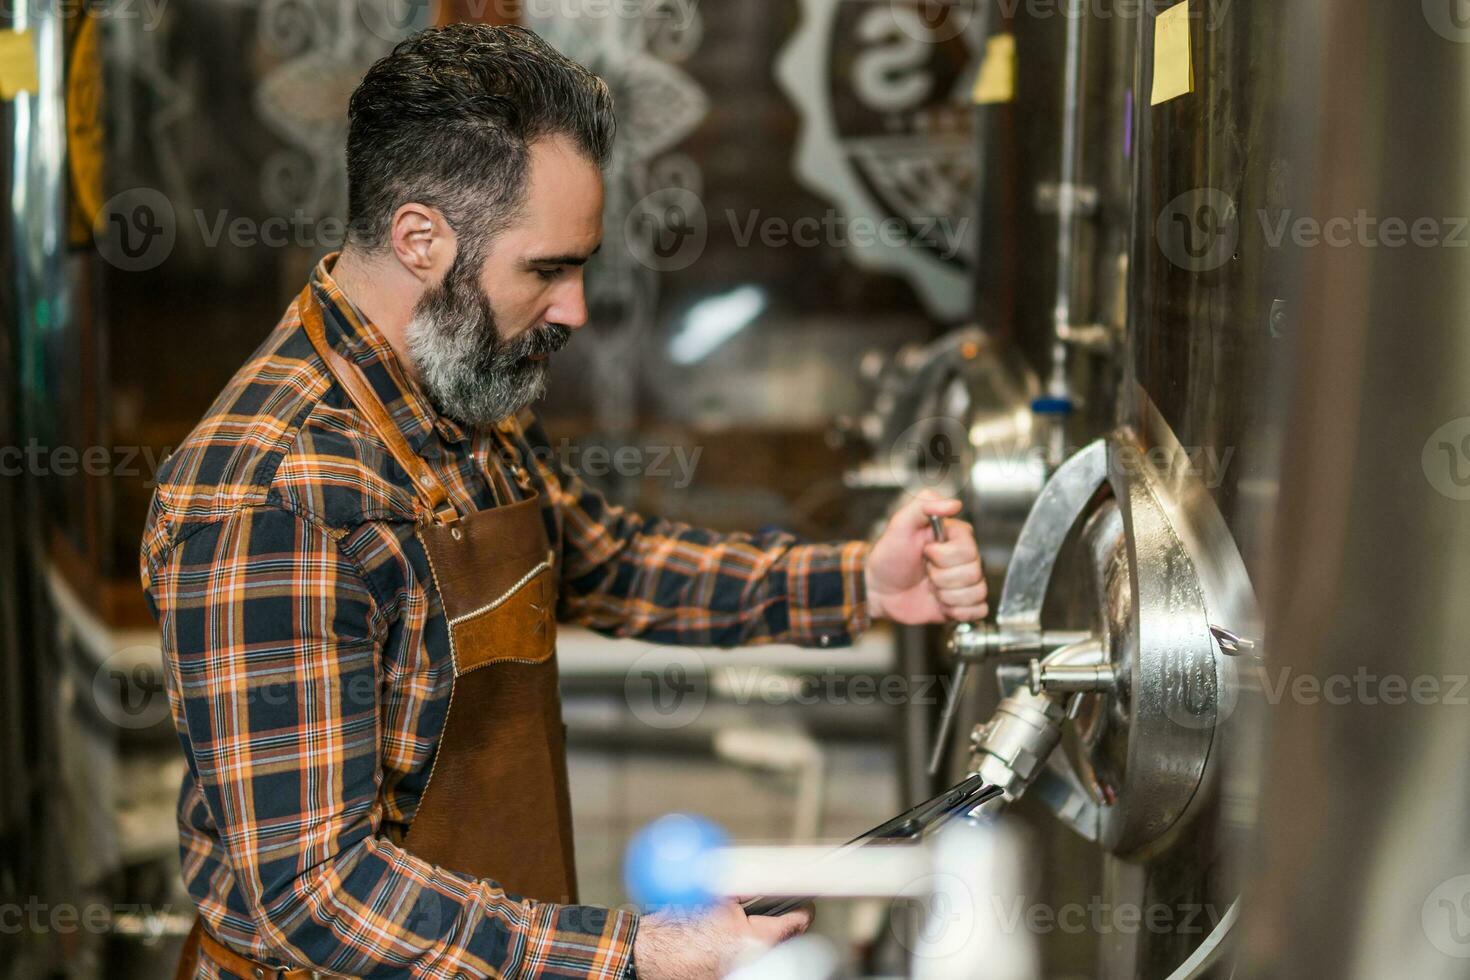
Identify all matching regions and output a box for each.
[865,492,987,625]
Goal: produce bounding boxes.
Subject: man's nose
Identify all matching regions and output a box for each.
[549,277,589,330]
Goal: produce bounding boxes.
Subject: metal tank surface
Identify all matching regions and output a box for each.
[1239,2,1470,978]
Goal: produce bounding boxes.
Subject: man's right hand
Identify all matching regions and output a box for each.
[630,900,812,979]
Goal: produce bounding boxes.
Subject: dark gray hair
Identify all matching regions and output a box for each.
[345,23,615,264]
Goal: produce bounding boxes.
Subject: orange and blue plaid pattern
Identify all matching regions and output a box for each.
[139,254,871,978]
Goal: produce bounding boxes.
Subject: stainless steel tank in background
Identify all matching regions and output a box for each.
[0,12,66,974]
[1239,3,1470,977]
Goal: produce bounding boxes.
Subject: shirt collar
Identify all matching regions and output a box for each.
[309,251,471,455]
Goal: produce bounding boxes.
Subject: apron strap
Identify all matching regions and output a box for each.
[298,282,464,524]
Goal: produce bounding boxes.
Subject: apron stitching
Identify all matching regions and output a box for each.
[455,650,558,677]
[415,528,461,675]
[447,559,553,628]
[410,528,459,831]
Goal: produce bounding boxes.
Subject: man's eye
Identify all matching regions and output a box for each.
[534,267,561,282]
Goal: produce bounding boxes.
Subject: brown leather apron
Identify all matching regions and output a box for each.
[178,283,577,979]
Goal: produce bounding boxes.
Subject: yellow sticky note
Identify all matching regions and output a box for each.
[972,34,1016,105]
[1150,1,1194,106]
[0,30,37,101]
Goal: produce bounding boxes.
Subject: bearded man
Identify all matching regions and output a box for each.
[142,23,987,980]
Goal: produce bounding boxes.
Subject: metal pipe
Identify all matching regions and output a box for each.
[948,621,1095,662]
[1048,0,1087,403]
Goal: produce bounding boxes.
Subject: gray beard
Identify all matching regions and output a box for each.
[406,255,570,428]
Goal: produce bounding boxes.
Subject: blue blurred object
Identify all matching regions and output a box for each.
[1030,396,1075,416]
[623,813,728,910]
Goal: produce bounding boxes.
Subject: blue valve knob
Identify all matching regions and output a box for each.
[623,814,728,910]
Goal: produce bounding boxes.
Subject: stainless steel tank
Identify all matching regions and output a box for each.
[1238,2,1470,977]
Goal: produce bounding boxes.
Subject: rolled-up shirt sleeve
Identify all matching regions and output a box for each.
[145,504,637,978]
[524,423,871,649]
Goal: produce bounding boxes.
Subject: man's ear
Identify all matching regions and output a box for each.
[388,203,454,283]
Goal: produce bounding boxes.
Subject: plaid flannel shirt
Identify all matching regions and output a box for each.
[139,253,871,979]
